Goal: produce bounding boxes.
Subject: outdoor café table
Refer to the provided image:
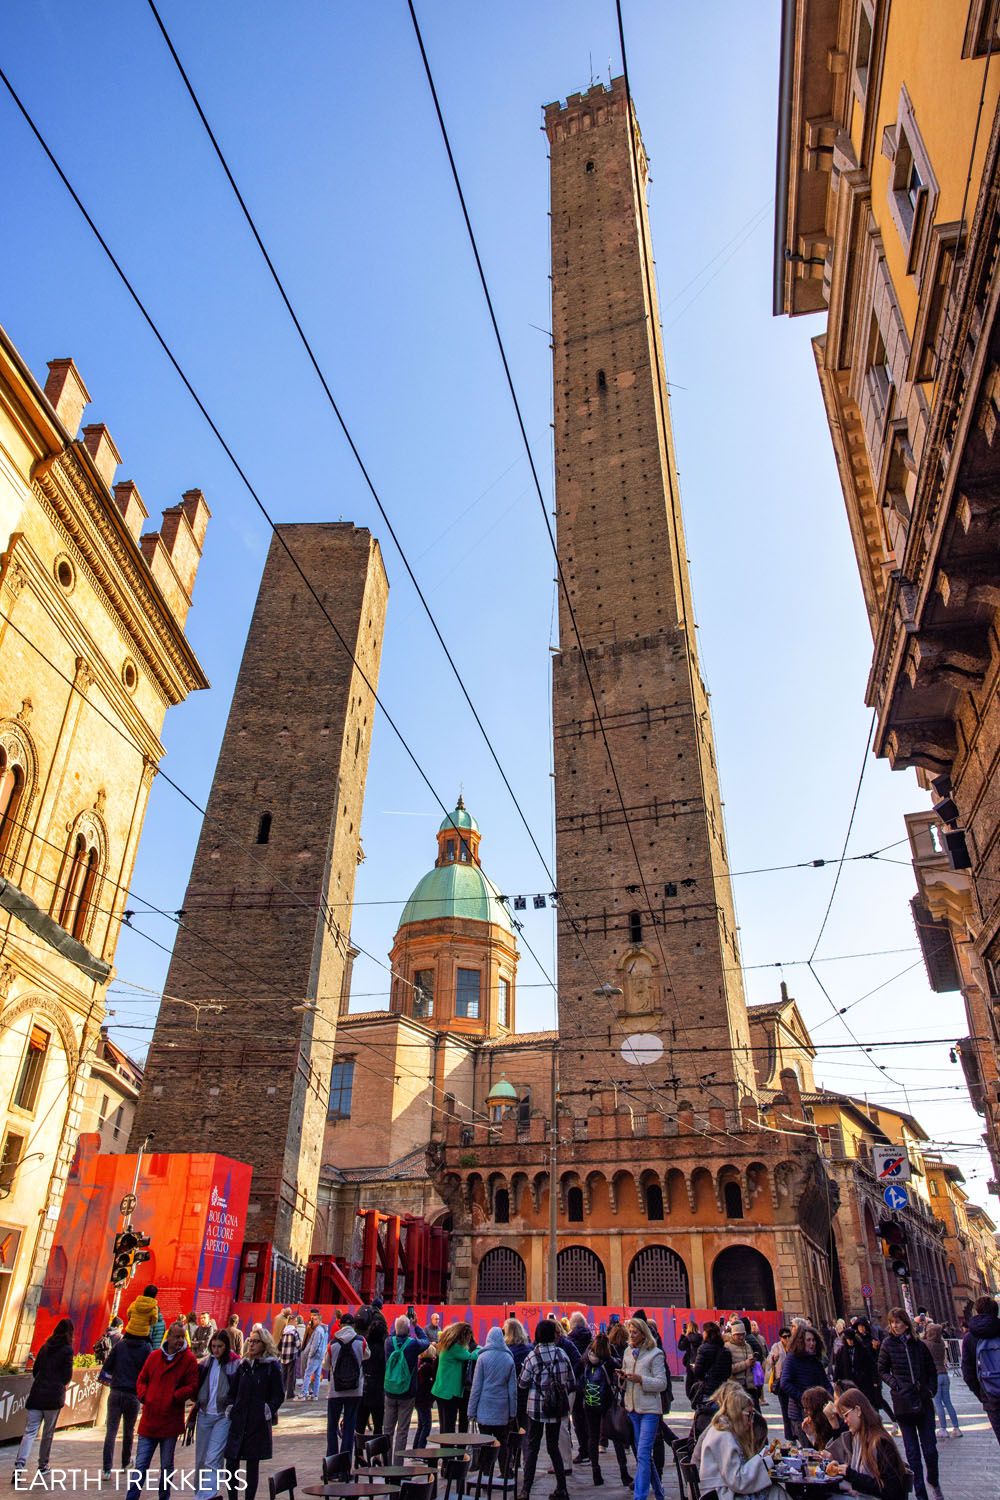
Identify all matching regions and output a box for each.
[774,1474,846,1498]
[353,1469,435,1480]
[425,1434,499,1447]
[302,1486,402,1497]
[401,1450,449,1462]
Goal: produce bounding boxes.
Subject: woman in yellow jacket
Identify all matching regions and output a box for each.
[431,1322,478,1432]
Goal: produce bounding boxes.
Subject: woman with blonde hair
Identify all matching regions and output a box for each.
[621,1318,667,1500]
[431,1320,478,1432]
[692,1381,786,1500]
[824,1388,908,1499]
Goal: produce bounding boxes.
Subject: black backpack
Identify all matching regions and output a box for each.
[333,1336,362,1393]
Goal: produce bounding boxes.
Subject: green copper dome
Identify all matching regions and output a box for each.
[438,795,478,836]
[486,1073,518,1104]
[399,861,512,933]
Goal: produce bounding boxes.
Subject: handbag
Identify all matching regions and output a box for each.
[607,1396,632,1444]
[752,1360,765,1387]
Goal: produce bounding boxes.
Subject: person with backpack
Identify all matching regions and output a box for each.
[960,1293,1000,1445]
[99,1321,152,1477]
[877,1307,941,1500]
[326,1313,370,1456]
[579,1330,630,1488]
[12,1319,74,1482]
[356,1304,389,1436]
[94,1317,123,1365]
[383,1314,429,1461]
[518,1319,575,1500]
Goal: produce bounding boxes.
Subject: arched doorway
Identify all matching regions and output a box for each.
[628,1245,689,1307]
[477,1247,526,1301]
[557,1245,606,1302]
[711,1245,777,1310]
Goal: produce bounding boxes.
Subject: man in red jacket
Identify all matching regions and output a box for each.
[126,1322,199,1500]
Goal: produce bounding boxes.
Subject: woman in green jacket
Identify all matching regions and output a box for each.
[432,1322,478,1431]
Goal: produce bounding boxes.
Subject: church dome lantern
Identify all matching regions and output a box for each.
[390,795,518,1038]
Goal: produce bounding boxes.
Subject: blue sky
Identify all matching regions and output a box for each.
[2,1,991,1205]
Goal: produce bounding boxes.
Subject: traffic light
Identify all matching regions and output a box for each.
[109,1228,151,1288]
[877,1217,910,1280]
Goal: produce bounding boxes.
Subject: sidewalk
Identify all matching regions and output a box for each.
[0,1376,995,1497]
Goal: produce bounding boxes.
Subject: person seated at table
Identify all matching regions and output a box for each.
[819,1381,856,1466]
[823,1389,909,1500]
[800,1386,837,1453]
[691,1381,789,1500]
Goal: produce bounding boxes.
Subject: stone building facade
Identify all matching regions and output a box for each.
[130,524,387,1280]
[0,325,209,1359]
[774,0,1000,1195]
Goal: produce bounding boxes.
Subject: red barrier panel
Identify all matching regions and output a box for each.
[232,1302,785,1376]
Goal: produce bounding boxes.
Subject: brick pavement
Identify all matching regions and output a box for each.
[0,1375,995,1499]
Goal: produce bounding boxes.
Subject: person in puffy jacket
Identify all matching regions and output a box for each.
[13,1319,74,1480]
[877,1308,939,1500]
[190,1329,241,1500]
[579,1331,631,1488]
[468,1326,516,1461]
[128,1322,200,1500]
[961,1294,1000,1445]
[99,1326,152,1476]
[780,1325,830,1436]
[125,1287,160,1340]
[691,1321,732,1404]
[224,1328,285,1500]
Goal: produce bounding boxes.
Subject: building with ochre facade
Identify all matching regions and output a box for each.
[0,325,209,1360]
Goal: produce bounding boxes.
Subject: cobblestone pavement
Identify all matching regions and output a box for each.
[0,1374,996,1499]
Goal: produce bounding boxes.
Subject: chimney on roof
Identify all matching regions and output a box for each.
[113,481,149,541]
[779,1066,806,1121]
[140,489,211,626]
[44,358,91,436]
[81,424,121,488]
[780,980,789,1002]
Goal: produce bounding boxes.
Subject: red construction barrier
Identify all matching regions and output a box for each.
[232,1303,785,1376]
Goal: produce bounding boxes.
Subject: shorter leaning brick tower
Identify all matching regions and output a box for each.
[131,524,387,1288]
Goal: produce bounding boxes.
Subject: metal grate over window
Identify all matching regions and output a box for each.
[477,1246,526,1301]
[628,1245,690,1307]
[557,1245,606,1302]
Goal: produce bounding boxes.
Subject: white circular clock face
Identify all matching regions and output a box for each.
[621,1033,663,1066]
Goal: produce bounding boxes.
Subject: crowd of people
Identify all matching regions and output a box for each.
[8,1289,1000,1500]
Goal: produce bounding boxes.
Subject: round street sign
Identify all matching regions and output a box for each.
[119,1193,137,1215]
[861,1283,873,1298]
[883,1183,909,1211]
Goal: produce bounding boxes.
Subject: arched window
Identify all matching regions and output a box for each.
[628,1245,689,1307]
[566,1186,584,1222]
[947,1262,958,1286]
[478,1247,525,1301]
[0,756,25,862]
[494,1188,510,1224]
[628,910,642,945]
[256,812,272,844]
[585,160,595,173]
[712,1245,777,1310]
[557,1245,605,1301]
[645,1183,664,1221]
[724,1181,744,1219]
[57,818,102,941]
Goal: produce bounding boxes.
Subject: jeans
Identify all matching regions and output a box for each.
[282,1360,297,1399]
[327,1395,360,1456]
[628,1411,663,1500]
[522,1419,566,1495]
[414,1403,433,1449]
[303,1355,324,1399]
[15,1409,59,1472]
[933,1372,959,1432]
[103,1391,141,1472]
[194,1409,231,1500]
[358,1389,385,1436]
[898,1403,939,1500]
[776,1388,794,1441]
[126,1433,178,1500]
[984,1397,1000,1445]
[383,1394,415,1462]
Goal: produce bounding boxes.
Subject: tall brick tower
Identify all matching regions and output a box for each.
[546,80,756,1110]
[130,524,387,1277]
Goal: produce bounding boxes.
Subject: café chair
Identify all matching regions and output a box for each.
[268,1468,298,1500]
[323,1454,352,1482]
